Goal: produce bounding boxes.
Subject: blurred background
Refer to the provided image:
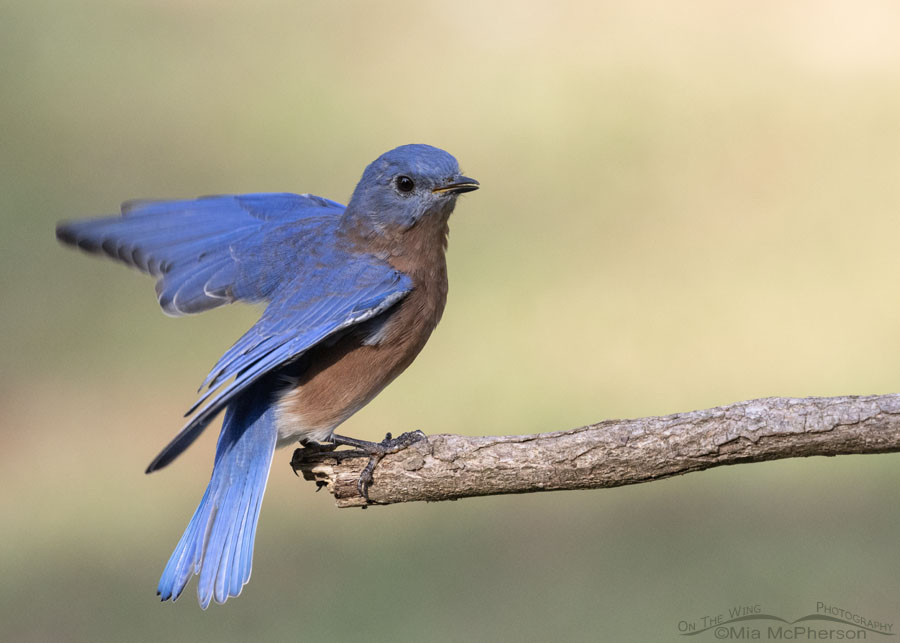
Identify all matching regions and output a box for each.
[3,1,900,640]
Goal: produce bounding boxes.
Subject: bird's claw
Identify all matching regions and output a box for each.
[299,438,339,452]
[330,430,427,502]
[290,439,338,476]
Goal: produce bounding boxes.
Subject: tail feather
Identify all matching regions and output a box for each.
[157,386,277,608]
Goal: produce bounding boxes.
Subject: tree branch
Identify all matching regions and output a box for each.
[290,394,900,508]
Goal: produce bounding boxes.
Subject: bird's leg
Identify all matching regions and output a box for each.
[330,430,427,501]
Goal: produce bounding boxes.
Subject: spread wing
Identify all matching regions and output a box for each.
[57,193,413,471]
[56,192,346,315]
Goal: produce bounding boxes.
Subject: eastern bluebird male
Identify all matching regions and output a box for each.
[56,144,478,608]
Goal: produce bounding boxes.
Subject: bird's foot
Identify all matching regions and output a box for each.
[290,439,338,479]
[330,430,427,501]
[298,437,339,452]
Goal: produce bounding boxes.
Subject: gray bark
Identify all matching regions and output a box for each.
[290,394,900,508]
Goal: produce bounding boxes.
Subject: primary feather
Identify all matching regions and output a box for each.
[56,192,345,315]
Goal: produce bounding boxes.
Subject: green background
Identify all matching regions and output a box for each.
[3,1,899,640]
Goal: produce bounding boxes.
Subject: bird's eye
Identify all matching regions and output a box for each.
[396,176,415,193]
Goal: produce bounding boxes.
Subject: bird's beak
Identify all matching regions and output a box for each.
[432,176,480,195]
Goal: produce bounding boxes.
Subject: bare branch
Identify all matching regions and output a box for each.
[290,394,900,508]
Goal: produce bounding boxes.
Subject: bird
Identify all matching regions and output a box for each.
[55,144,479,608]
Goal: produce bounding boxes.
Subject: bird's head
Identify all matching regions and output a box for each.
[346,144,479,232]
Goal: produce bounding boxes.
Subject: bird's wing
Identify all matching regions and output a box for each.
[146,257,413,472]
[56,192,346,316]
[58,191,413,470]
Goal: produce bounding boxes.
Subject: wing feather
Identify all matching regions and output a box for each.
[56,192,345,315]
[58,192,414,471]
[146,261,412,472]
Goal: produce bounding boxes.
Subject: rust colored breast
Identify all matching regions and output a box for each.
[276,216,450,443]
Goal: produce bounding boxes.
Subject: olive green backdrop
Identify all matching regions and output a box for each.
[3,1,899,641]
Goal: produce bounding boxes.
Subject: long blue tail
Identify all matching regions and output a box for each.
[156,385,278,608]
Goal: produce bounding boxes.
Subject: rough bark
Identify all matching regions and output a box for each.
[290,394,900,508]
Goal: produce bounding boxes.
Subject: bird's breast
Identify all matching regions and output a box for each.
[275,269,448,445]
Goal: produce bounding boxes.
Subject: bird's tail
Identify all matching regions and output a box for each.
[156,385,278,608]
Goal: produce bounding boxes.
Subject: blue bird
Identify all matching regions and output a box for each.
[56,144,478,608]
